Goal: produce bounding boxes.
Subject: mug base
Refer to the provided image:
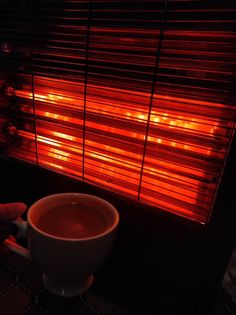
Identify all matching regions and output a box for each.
[42,274,94,297]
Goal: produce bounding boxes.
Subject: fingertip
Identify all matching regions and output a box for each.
[0,202,27,223]
[10,203,27,217]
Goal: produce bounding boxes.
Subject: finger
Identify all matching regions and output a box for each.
[0,236,16,261]
[0,203,27,223]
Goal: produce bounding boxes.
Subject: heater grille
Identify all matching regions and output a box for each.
[0,0,236,223]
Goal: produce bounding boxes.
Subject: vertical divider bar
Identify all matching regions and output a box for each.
[30,0,38,165]
[82,0,93,181]
[137,0,169,200]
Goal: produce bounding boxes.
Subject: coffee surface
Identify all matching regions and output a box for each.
[36,204,107,239]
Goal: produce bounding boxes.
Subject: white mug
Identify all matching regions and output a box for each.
[5,193,119,297]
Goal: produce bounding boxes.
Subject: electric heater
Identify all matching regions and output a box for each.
[0,1,236,313]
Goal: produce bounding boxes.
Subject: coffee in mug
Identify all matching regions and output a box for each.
[37,203,108,239]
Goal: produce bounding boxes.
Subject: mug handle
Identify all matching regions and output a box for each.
[3,218,31,260]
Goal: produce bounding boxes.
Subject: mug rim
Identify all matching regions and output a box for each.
[27,193,119,241]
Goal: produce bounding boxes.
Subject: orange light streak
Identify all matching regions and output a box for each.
[52,132,76,141]
[44,112,69,122]
[48,148,70,161]
[41,161,64,170]
[37,135,61,147]
[15,90,74,105]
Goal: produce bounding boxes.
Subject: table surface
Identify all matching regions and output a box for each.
[0,249,235,315]
[0,249,164,315]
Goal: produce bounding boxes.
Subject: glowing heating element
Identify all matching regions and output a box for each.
[1,0,236,226]
[9,78,233,225]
